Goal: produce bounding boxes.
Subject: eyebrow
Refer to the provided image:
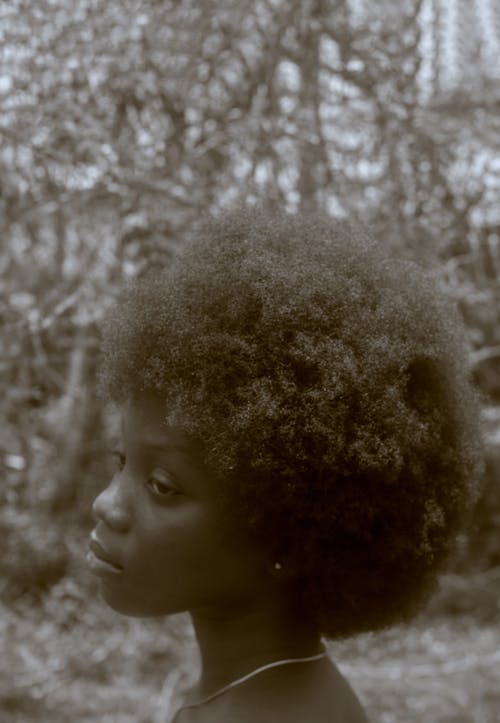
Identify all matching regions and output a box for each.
[138,439,207,477]
[139,440,194,456]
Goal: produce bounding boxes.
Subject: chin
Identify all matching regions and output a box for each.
[98,581,183,618]
[98,581,149,616]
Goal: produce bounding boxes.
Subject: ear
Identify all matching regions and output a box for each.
[267,558,300,580]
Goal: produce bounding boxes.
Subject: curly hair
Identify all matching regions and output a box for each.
[99,206,482,638]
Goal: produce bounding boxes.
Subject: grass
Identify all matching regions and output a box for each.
[2,565,499,723]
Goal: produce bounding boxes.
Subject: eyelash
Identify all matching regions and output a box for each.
[111,450,177,499]
[146,470,177,498]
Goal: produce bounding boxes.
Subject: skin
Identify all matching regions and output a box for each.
[90,393,368,722]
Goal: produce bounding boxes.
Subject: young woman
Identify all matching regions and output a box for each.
[88,207,481,722]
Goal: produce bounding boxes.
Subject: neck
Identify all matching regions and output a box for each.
[188,593,322,699]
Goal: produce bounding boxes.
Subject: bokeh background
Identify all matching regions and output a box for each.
[1,1,499,721]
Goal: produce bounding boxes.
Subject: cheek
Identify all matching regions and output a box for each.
[144,519,242,587]
[96,496,267,618]
[130,517,264,613]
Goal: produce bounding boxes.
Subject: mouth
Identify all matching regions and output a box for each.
[87,533,123,575]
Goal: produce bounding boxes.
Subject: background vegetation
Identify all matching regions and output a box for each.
[1,1,499,721]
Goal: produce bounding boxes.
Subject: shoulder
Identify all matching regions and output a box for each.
[316,659,369,722]
[226,656,369,723]
[285,658,369,723]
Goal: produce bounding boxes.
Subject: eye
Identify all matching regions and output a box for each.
[111,449,126,471]
[146,469,177,498]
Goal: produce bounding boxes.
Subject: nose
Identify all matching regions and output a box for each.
[92,474,131,533]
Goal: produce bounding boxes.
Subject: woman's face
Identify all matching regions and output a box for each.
[89,394,268,617]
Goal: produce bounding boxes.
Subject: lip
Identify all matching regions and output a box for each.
[87,532,123,575]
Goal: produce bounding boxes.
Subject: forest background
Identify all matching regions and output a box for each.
[1,1,499,721]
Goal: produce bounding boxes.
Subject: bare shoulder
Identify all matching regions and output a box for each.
[277,657,369,723]
[239,656,370,723]
[177,658,370,723]
[315,658,370,723]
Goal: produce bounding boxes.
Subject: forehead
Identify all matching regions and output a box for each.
[123,393,195,451]
[122,394,216,498]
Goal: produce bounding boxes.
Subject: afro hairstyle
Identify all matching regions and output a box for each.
[99,205,482,638]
